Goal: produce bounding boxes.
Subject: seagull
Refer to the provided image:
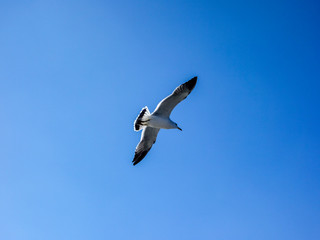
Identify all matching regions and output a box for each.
[132,76,197,165]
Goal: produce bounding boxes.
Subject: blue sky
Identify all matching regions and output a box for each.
[0,0,319,239]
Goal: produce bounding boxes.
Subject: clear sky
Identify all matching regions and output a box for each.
[1,0,319,239]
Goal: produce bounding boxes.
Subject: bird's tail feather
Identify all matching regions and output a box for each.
[134,106,151,131]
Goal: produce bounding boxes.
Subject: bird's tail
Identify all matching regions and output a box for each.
[134,106,151,131]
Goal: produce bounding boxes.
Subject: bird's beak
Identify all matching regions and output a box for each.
[177,127,182,131]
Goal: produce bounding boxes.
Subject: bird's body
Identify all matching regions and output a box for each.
[132,76,197,165]
[147,115,177,129]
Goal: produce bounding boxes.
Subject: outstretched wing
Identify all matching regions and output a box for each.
[132,127,160,166]
[153,76,197,118]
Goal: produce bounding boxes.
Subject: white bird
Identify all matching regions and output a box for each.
[132,76,197,165]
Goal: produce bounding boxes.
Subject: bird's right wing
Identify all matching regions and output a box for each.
[153,76,197,118]
[132,127,160,166]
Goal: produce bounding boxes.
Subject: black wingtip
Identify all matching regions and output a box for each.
[132,159,142,166]
[132,150,149,166]
[185,76,197,91]
[132,159,138,166]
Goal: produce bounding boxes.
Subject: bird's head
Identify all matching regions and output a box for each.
[175,123,182,131]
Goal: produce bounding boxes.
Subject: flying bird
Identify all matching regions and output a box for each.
[132,76,197,165]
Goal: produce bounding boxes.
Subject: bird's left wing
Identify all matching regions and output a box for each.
[132,127,160,166]
[153,76,197,118]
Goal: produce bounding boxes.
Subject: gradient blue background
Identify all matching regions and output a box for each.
[1,1,319,239]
